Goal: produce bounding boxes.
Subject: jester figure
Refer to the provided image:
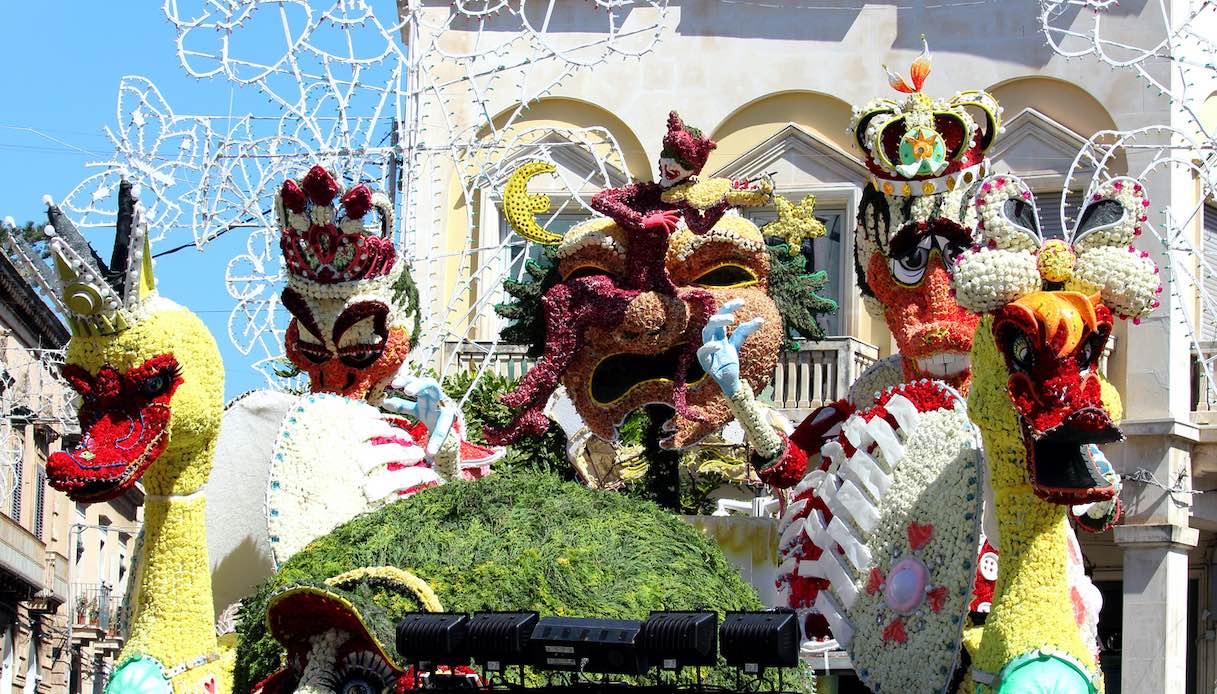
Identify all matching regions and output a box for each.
[696,41,1120,691]
[487,113,795,449]
[207,166,500,615]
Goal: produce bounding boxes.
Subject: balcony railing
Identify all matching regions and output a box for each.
[71,582,126,638]
[442,337,880,417]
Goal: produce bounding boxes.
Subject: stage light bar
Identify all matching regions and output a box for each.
[719,609,799,672]
[396,612,471,667]
[468,611,539,671]
[529,616,649,675]
[639,611,718,670]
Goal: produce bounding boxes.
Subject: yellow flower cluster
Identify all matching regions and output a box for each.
[1037,240,1075,284]
[660,177,773,210]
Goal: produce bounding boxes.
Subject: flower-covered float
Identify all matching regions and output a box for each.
[233,472,813,693]
[18,182,235,693]
[950,174,1157,692]
[207,167,501,614]
[488,111,835,463]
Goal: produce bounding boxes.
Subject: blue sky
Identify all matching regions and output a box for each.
[0,4,328,398]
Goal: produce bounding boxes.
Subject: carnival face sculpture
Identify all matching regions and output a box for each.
[555,216,784,447]
[278,166,419,404]
[850,40,1003,392]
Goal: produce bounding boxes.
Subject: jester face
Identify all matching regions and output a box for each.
[858,186,979,391]
[992,291,1119,505]
[47,302,224,500]
[556,217,783,448]
[282,281,411,403]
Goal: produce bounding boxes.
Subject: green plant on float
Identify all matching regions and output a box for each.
[232,472,814,693]
[441,370,573,479]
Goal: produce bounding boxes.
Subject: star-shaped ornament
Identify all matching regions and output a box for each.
[762,194,826,256]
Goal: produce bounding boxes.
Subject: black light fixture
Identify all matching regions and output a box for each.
[719,609,799,673]
[638,611,718,670]
[396,612,471,667]
[528,616,649,675]
[467,611,538,672]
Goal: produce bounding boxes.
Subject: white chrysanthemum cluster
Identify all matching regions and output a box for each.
[954,174,1161,319]
[556,218,626,261]
[1068,245,1160,319]
[669,215,764,263]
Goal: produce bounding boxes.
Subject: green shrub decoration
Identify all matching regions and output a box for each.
[232,472,813,692]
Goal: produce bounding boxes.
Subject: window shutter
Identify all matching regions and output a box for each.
[1033,191,1069,241]
[9,452,22,521]
[1203,205,1217,342]
[33,468,45,540]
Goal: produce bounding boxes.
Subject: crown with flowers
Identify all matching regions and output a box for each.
[276,166,397,289]
[952,174,1161,322]
[661,111,716,174]
[848,37,1004,198]
[1,181,158,337]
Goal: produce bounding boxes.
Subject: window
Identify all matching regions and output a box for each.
[9,439,22,522]
[21,635,37,694]
[745,206,846,336]
[1032,190,1077,241]
[0,628,12,693]
[499,211,589,282]
[32,468,45,541]
[1203,204,1217,342]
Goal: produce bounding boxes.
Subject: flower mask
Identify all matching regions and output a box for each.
[277,166,420,404]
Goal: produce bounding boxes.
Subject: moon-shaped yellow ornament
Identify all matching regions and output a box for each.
[502,161,564,246]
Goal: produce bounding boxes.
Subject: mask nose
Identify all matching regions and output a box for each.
[616,292,688,345]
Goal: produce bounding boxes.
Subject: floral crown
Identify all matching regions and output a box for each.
[276,166,397,289]
[661,111,716,173]
[848,37,1003,198]
[3,181,158,337]
[952,174,1161,322]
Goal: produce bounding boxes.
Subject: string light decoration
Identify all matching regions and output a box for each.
[1038,0,1217,404]
[51,0,671,388]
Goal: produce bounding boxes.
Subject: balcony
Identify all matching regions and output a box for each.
[0,513,64,604]
[441,337,881,422]
[70,583,127,652]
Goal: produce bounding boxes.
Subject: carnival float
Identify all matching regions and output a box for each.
[0,4,1182,693]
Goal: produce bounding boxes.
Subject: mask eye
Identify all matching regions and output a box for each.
[295,340,333,365]
[890,244,931,285]
[1008,333,1035,372]
[338,344,385,369]
[562,265,613,282]
[691,264,758,288]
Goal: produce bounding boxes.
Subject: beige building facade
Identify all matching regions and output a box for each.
[407,2,1214,692]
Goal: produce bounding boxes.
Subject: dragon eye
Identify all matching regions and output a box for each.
[1008,334,1034,372]
[140,368,178,398]
[337,650,394,694]
[339,675,383,694]
[1078,333,1105,371]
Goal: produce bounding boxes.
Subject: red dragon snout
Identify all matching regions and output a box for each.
[48,355,181,502]
[994,292,1120,505]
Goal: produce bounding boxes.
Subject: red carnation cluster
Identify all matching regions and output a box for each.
[662,111,716,174]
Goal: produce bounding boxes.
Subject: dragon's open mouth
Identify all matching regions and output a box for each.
[589,344,706,406]
[1027,409,1122,505]
[47,404,171,502]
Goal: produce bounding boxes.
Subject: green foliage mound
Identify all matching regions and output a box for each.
[233,472,777,691]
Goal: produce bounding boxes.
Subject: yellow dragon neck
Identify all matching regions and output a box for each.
[120,446,219,672]
[969,317,1092,676]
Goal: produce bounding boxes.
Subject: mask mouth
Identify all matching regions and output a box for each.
[1027,409,1122,505]
[47,403,171,502]
[589,343,706,406]
[913,351,971,379]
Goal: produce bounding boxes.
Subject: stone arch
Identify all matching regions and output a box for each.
[706,90,860,174]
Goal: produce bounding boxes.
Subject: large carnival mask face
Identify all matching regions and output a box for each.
[557,217,783,448]
[276,166,412,404]
[282,288,410,402]
[858,187,979,390]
